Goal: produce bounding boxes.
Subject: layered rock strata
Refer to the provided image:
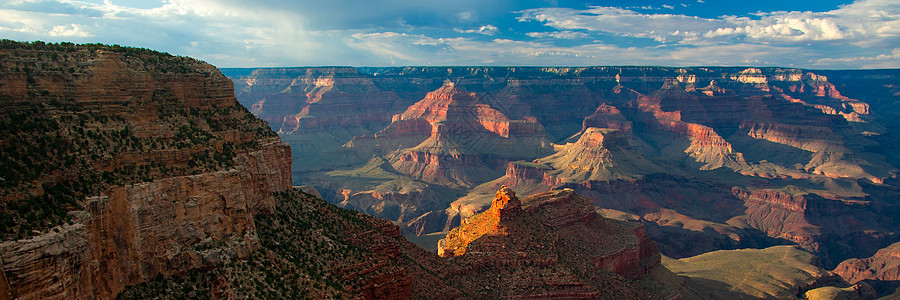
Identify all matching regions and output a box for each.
[437,187,672,299]
[0,42,291,299]
[0,142,291,300]
[833,241,900,295]
[228,65,900,273]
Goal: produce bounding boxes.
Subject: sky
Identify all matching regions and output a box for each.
[0,0,898,69]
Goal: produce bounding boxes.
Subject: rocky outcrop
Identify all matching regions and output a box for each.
[351,82,554,188]
[734,187,895,267]
[773,72,871,122]
[833,242,900,293]
[436,187,672,299]
[227,66,900,276]
[0,143,291,300]
[582,103,633,132]
[437,186,521,258]
[0,42,291,299]
[227,67,411,171]
[231,67,404,134]
[737,121,886,182]
[539,127,665,182]
[632,93,749,171]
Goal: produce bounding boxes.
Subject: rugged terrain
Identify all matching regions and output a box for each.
[119,189,465,299]
[0,41,463,299]
[1,41,699,299]
[435,186,678,299]
[227,65,900,295]
[0,40,298,299]
[664,246,870,299]
[833,241,900,295]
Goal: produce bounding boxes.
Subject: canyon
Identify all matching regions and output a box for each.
[2,39,899,298]
[0,41,686,299]
[0,42,295,299]
[227,66,900,296]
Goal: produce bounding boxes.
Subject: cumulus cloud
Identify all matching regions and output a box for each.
[0,0,897,68]
[454,25,499,35]
[705,14,847,42]
[518,6,728,43]
[48,24,91,37]
[518,0,899,45]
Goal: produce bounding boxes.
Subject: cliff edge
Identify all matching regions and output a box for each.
[437,186,676,299]
[0,41,291,299]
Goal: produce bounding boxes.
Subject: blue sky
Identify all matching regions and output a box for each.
[1,0,898,69]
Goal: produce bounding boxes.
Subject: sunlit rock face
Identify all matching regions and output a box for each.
[435,187,674,299]
[228,66,900,272]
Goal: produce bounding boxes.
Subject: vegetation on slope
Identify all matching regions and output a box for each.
[0,39,275,240]
[119,189,460,299]
[663,246,847,299]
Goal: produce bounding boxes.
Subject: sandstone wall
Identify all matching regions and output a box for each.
[0,141,291,300]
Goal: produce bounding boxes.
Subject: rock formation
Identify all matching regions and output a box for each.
[582,103,633,132]
[436,187,676,299]
[0,41,293,299]
[0,143,291,299]
[833,242,900,295]
[228,67,410,172]
[228,65,900,277]
[319,82,555,225]
[539,127,665,182]
[355,82,554,187]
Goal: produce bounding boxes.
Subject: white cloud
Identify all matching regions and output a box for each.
[526,30,589,39]
[703,15,846,41]
[0,0,334,66]
[0,0,896,69]
[48,23,91,37]
[518,0,900,45]
[518,6,728,43]
[454,25,499,35]
[815,48,900,68]
[666,43,802,66]
[344,29,812,67]
[347,32,428,64]
[347,31,617,66]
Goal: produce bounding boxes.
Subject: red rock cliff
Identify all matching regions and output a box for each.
[0,43,292,300]
[359,82,554,187]
[436,187,672,299]
[833,242,900,285]
[0,142,291,300]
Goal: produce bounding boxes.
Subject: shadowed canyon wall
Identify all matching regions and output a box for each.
[226,66,900,277]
